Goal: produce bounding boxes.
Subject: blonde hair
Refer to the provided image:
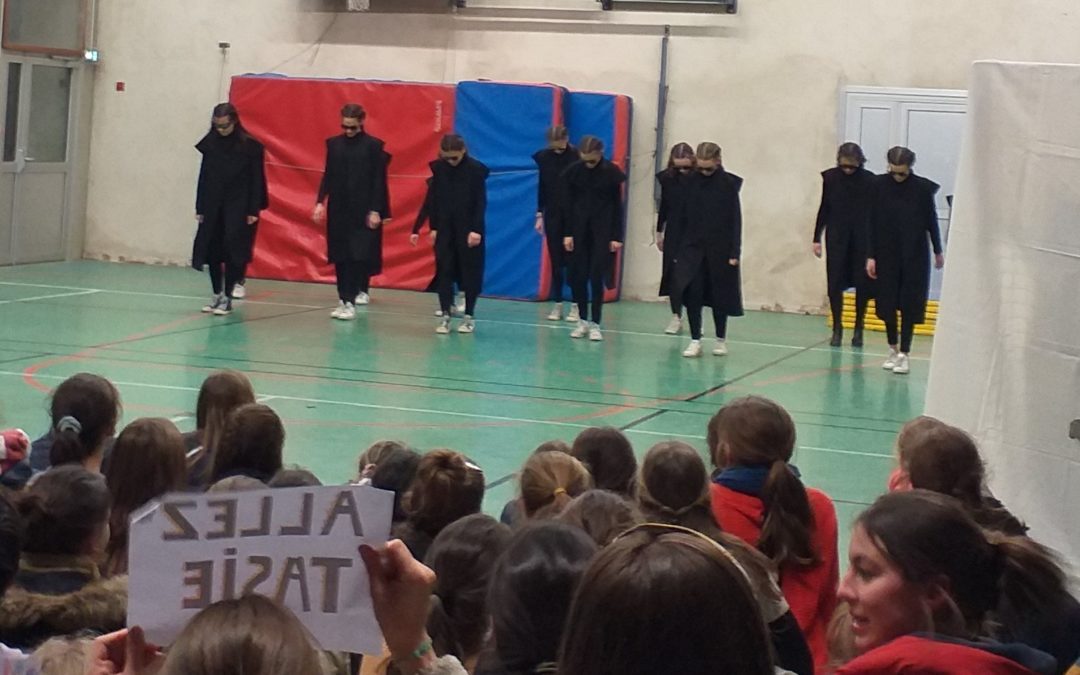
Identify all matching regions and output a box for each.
[520,452,592,518]
[30,636,93,675]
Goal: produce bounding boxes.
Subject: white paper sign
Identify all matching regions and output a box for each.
[127,485,393,654]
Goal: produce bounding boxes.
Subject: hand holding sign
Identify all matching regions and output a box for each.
[360,541,437,669]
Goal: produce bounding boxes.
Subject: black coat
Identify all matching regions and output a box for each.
[867,173,942,323]
[670,170,744,316]
[428,156,489,296]
[192,130,268,270]
[657,168,693,297]
[533,146,577,240]
[561,159,626,288]
[813,167,876,296]
[318,132,389,267]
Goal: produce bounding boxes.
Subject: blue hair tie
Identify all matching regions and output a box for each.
[56,416,82,434]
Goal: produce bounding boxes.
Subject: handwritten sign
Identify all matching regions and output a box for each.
[127,485,393,653]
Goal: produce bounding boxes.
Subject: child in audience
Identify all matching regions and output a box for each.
[499,439,571,526]
[637,440,813,675]
[394,450,484,562]
[268,466,322,488]
[519,451,591,519]
[569,427,636,498]
[370,447,422,525]
[186,370,256,489]
[29,635,93,675]
[33,373,122,475]
[0,491,31,672]
[886,414,943,491]
[0,466,125,650]
[208,403,284,485]
[708,395,839,672]
[104,418,187,576]
[356,440,410,485]
[558,490,642,547]
[836,490,1071,674]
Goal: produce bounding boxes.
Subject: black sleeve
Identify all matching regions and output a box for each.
[610,168,627,243]
[316,140,332,204]
[369,143,388,217]
[656,176,669,234]
[534,152,546,213]
[768,611,814,675]
[926,188,943,255]
[381,152,393,219]
[813,175,828,243]
[866,183,880,259]
[248,144,269,215]
[195,158,208,214]
[413,178,433,234]
[473,168,488,236]
[731,187,743,259]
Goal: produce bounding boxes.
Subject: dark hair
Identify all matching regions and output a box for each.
[209,403,285,484]
[519,451,591,518]
[0,490,22,593]
[268,467,322,488]
[666,142,695,170]
[533,439,571,455]
[17,465,110,556]
[836,142,866,167]
[486,522,597,674]
[886,145,916,167]
[558,490,642,547]
[440,134,466,153]
[547,125,569,142]
[425,514,512,661]
[357,440,409,479]
[856,490,1068,638]
[637,441,724,540]
[578,135,604,155]
[371,447,422,523]
[104,418,187,575]
[708,396,818,567]
[195,370,256,454]
[340,103,366,120]
[558,528,774,675]
[404,450,484,538]
[209,103,250,141]
[570,427,636,497]
[48,373,122,468]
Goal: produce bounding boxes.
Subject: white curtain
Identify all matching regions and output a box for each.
[925,61,1080,565]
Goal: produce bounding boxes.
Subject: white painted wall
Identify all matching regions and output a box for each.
[84,0,1080,309]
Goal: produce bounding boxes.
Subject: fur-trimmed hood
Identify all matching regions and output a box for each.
[0,573,127,650]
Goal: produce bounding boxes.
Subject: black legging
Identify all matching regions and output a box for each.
[545,232,567,304]
[884,314,916,353]
[208,261,243,298]
[829,287,870,332]
[335,261,369,303]
[573,270,605,325]
[439,279,478,317]
[669,293,683,317]
[683,268,728,340]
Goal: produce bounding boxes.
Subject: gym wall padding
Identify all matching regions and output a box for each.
[453,81,566,299]
[230,75,455,291]
[566,90,633,301]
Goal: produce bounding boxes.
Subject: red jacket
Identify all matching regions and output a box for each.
[836,634,1056,674]
[711,483,839,673]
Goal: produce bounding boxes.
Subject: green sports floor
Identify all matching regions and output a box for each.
[0,261,931,555]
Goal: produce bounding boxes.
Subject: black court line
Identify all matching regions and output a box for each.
[617,338,830,433]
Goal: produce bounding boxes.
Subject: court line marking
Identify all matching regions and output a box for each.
[169,394,277,425]
[0,280,930,360]
[0,289,100,305]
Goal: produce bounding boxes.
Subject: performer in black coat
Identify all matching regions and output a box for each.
[418,135,488,335]
[670,142,744,358]
[562,136,626,342]
[313,103,389,321]
[813,142,876,347]
[193,103,268,316]
[533,125,579,322]
[656,142,696,335]
[867,146,944,375]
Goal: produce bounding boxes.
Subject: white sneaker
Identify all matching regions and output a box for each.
[665,315,683,335]
[566,306,580,322]
[435,317,451,334]
[337,302,357,320]
[546,304,563,321]
[589,324,603,341]
[202,294,224,313]
[712,339,728,356]
[213,297,233,316]
[232,283,246,299]
[355,292,370,305]
[435,308,445,317]
[883,349,899,370]
[458,316,475,334]
[892,353,910,375]
[682,340,702,358]
[455,297,467,315]
[570,320,588,339]
[331,300,345,319]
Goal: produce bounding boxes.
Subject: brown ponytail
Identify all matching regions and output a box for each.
[989,532,1070,627]
[520,451,591,518]
[708,396,818,567]
[48,373,122,468]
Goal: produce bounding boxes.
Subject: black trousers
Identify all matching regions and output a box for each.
[884,314,916,353]
[438,275,477,316]
[670,293,683,316]
[829,286,870,332]
[335,261,369,303]
[545,231,568,303]
[683,266,728,340]
[573,270,605,325]
[208,261,243,297]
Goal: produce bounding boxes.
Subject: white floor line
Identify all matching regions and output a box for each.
[0,280,930,360]
[0,289,100,305]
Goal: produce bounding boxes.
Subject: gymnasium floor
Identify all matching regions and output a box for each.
[0,261,931,553]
